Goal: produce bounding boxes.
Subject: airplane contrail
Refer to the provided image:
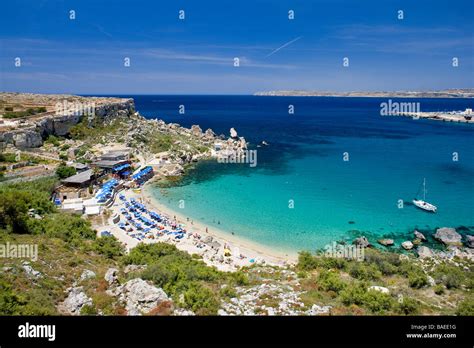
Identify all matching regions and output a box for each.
[265,36,302,57]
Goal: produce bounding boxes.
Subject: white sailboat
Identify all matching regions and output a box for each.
[413,178,437,213]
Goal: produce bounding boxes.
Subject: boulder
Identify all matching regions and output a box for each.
[80,269,96,282]
[104,268,119,286]
[401,241,414,250]
[22,261,42,279]
[417,246,434,259]
[111,278,170,315]
[433,227,462,246]
[204,128,216,139]
[414,230,426,241]
[173,308,195,316]
[377,239,394,246]
[230,127,238,138]
[306,304,331,315]
[190,125,202,137]
[353,236,371,248]
[368,286,390,294]
[60,286,93,315]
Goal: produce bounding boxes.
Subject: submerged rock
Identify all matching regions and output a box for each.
[353,236,371,248]
[414,230,426,241]
[433,227,462,246]
[377,239,394,247]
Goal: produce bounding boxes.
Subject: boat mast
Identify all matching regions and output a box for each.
[423,178,426,201]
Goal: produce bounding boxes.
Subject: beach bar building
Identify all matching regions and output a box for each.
[92,150,132,178]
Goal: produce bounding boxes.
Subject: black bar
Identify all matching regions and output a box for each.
[0,316,471,347]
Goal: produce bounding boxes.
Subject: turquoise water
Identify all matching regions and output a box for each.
[135,96,474,252]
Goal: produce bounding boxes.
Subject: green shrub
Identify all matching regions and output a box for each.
[0,153,17,163]
[0,280,27,315]
[408,271,428,289]
[340,282,368,306]
[0,183,55,233]
[363,290,395,314]
[56,165,76,179]
[456,297,474,315]
[220,285,237,299]
[183,282,219,315]
[297,251,319,271]
[317,270,346,293]
[80,304,97,315]
[396,297,420,315]
[45,135,60,146]
[433,264,464,289]
[133,243,222,294]
[349,262,382,281]
[434,284,445,295]
[31,213,96,244]
[339,282,395,314]
[92,235,125,259]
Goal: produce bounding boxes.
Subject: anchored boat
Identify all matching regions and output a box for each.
[413,178,437,213]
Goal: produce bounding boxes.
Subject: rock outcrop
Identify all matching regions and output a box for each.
[104,268,120,286]
[107,278,170,315]
[417,246,434,259]
[433,227,462,246]
[59,286,93,315]
[465,235,474,248]
[377,239,394,246]
[414,230,426,241]
[353,236,371,248]
[230,127,238,138]
[0,95,134,149]
[80,269,96,282]
[368,286,390,294]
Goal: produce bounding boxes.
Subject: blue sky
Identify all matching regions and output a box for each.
[0,0,473,94]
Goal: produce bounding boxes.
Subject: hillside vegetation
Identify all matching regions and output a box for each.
[0,177,473,316]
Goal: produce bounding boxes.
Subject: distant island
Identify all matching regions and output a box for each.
[254,88,474,98]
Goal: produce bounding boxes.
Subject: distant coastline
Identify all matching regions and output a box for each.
[254,89,474,98]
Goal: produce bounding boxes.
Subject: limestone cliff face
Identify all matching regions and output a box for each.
[0,98,134,149]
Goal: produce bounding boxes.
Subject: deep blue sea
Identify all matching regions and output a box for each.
[131,95,473,253]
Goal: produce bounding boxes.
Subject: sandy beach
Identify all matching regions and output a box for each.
[141,183,298,262]
[100,180,297,272]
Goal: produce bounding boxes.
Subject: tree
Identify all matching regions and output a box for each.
[93,235,125,259]
[56,165,76,179]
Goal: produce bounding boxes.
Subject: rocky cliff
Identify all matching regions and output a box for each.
[0,97,134,149]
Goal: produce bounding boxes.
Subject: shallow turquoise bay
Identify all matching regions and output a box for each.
[136,96,474,252]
